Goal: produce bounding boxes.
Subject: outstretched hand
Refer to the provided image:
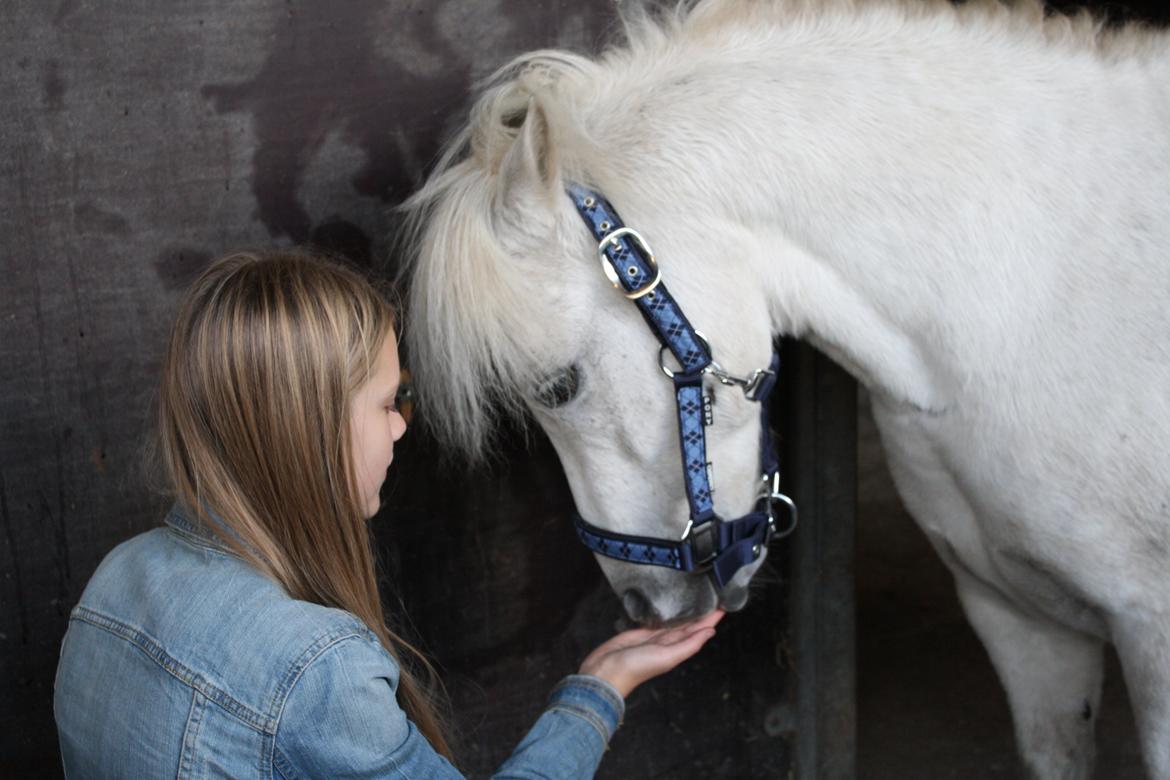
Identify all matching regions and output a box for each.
[578,610,725,698]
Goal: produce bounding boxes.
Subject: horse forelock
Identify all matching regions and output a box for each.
[399,48,612,460]
[400,162,542,461]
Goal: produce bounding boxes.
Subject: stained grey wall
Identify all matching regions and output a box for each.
[0,1,616,773]
[1,3,853,778]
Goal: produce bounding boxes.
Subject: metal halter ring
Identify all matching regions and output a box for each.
[759,472,798,539]
[659,331,713,378]
[660,333,773,399]
[597,227,662,300]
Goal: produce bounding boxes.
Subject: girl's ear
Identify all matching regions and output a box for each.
[498,97,560,207]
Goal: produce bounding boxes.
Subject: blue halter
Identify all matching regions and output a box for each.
[566,183,797,589]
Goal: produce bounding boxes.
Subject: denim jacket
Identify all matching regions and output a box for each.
[54,506,624,779]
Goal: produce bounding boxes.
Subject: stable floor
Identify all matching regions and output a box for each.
[854,393,1146,779]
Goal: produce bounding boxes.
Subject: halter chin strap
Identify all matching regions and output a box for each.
[566,183,797,589]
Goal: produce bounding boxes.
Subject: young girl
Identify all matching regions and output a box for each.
[53,251,721,778]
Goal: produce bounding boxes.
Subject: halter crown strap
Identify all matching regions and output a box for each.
[567,184,712,375]
[565,183,796,589]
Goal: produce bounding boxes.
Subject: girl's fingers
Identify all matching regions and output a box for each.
[606,628,656,647]
[586,609,726,674]
[658,627,717,665]
[579,613,723,694]
[658,622,719,647]
[615,611,719,646]
[693,609,726,629]
[660,609,724,635]
[685,626,717,649]
[652,609,726,645]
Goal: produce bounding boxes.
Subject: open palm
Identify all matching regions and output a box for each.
[578,610,725,698]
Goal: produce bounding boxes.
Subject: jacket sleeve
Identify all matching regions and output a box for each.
[273,634,624,780]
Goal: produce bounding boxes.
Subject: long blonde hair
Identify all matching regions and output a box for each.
[157,251,451,758]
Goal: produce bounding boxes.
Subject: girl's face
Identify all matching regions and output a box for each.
[349,330,408,518]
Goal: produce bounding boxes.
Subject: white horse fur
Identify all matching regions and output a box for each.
[403,1,1170,776]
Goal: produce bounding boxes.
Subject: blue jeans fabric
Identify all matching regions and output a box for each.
[54,506,624,778]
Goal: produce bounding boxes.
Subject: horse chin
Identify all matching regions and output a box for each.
[718,585,751,612]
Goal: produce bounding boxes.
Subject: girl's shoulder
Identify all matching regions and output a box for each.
[69,509,390,725]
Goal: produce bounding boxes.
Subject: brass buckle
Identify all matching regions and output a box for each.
[597,227,662,300]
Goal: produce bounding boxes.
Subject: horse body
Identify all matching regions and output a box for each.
[406,2,1170,776]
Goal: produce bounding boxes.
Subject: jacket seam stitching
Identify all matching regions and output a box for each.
[270,632,381,755]
[259,733,275,780]
[269,627,375,717]
[164,524,233,556]
[550,677,624,731]
[546,703,612,743]
[70,605,274,734]
[177,690,207,779]
[272,746,302,780]
[554,676,624,704]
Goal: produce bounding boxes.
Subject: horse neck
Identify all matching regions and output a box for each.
[588,7,1170,411]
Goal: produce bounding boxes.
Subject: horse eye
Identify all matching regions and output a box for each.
[533,365,581,409]
[395,370,414,425]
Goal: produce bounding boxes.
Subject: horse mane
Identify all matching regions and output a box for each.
[641,0,1162,60]
[399,0,1164,459]
[397,54,602,461]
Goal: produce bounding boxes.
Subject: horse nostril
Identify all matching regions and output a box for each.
[621,589,656,623]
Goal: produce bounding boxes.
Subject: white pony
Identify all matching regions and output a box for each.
[403,1,1170,777]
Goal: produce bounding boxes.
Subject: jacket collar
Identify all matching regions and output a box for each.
[164,502,235,552]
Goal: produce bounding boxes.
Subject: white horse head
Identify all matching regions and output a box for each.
[401,38,791,622]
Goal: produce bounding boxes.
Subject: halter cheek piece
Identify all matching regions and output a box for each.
[566,184,797,589]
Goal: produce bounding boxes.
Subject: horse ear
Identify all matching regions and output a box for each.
[498,97,560,205]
